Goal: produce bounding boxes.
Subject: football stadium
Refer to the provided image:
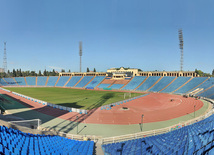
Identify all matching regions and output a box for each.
[0,67,214,154]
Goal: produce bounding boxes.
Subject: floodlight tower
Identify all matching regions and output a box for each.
[179,29,184,71]
[79,41,82,72]
[3,42,7,73]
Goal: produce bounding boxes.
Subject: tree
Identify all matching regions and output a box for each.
[13,69,16,77]
[61,69,65,72]
[93,68,96,72]
[87,67,90,72]
[38,70,42,76]
[19,69,22,77]
[43,69,47,76]
[68,69,71,72]
[212,69,214,76]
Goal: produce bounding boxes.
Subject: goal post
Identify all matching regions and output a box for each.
[124,92,131,99]
[9,119,42,129]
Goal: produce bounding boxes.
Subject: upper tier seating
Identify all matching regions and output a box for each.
[14,77,26,86]
[3,78,17,86]
[98,84,111,88]
[148,76,176,92]
[110,84,124,89]
[136,76,161,91]
[161,77,191,93]
[174,77,208,94]
[37,76,48,86]
[85,76,105,88]
[75,76,94,88]
[55,76,70,87]
[0,125,94,155]
[122,76,147,90]
[102,114,214,155]
[65,76,82,87]
[46,76,58,87]
[198,86,214,98]
[26,77,36,86]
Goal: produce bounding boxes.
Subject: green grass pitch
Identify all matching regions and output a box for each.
[5,87,143,110]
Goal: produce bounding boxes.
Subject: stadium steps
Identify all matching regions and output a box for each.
[120,77,133,90]
[186,77,210,94]
[197,85,214,95]
[12,77,19,85]
[84,76,95,88]
[171,77,194,93]
[95,140,104,155]
[73,76,84,87]
[24,77,28,85]
[146,76,163,91]
[64,76,72,87]
[2,78,8,84]
[36,77,38,86]
[159,76,177,92]
[94,77,106,89]
[134,76,149,91]
[107,80,116,88]
[54,76,60,86]
[45,76,49,86]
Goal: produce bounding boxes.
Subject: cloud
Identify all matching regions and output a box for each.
[48,66,63,70]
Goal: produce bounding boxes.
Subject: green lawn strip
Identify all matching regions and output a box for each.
[5,87,142,110]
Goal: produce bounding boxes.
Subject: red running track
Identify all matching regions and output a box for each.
[1,90,204,125]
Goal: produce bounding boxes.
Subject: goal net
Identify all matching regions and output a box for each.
[124,92,131,99]
[9,119,41,129]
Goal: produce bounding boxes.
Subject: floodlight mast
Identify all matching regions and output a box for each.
[179,29,184,71]
[79,41,82,72]
[3,42,7,73]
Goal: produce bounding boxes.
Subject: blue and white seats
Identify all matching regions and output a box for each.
[37,77,47,86]
[75,76,94,88]
[174,77,208,94]
[0,125,94,155]
[55,76,70,87]
[148,76,176,92]
[14,77,26,86]
[85,76,105,88]
[161,77,191,93]
[3,78,17,86]
[136,76,161,91]
[122,76,147,90]
[26,77,36,86]
[65,76,82,87]
[46,76,59,86]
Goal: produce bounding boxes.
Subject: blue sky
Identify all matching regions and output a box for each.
[0,0,213,73]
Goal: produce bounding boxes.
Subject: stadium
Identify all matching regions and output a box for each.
[0,67,214,154]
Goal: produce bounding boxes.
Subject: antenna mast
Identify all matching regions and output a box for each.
[3,42,7,73]
[179,29,184,71]
[79,41,82,72]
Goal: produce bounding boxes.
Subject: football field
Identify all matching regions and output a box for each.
[5,87,142,110]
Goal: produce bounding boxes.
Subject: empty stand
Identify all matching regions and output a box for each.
[85,76,106,88]
[3,78,17,86]
[161,77,191,93]
[75,76,94,88]
[46,76,59,87]
[14,77,26,86]
[65,76,82,87]
[37,77,48,86]
[109,84,124,89]
[98,84,111,89]
[122,76,147,90]
[55,76,70,87]
[25,77,36,86]
[136,76,161,91]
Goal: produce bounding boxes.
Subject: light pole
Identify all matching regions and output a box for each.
[76,116,79,134]
[141,114,144,132]
[194,105,196,118]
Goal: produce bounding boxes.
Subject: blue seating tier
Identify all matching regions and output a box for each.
[85,76,105,88]
[14,77,26,86]
[161,77,191,93]
[148,76,176,92]
[3,78,17,86]
[26,77,36,86]
[198,86,214,98]
[46,76,59,86]
[174,77,208,94]
[122,76,147,90]
[75,76,94,88]
[55,76,70,87]
[37,77,48,86]
[98,84,111,88]
[136,76,161,91]
[102,114,214,155]
[0,125,94,155]
[196,77,214,90]
[66,76,82,87]
[110,84,124,89]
